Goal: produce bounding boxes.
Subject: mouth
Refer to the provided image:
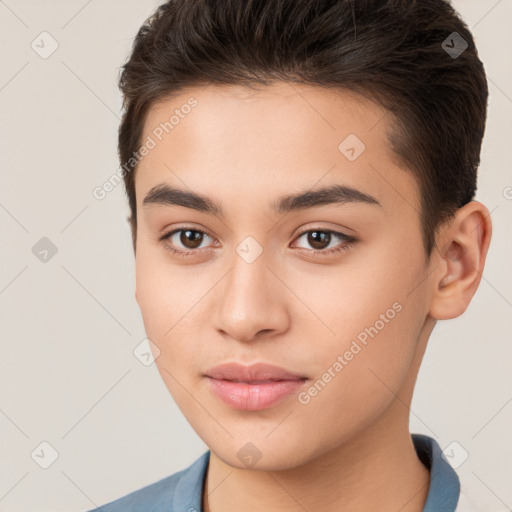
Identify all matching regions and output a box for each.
[203,361,309,411]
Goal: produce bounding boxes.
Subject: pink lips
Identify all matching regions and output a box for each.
[204,362,308,411]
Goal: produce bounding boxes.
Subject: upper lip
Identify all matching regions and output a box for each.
[204,362,308,382]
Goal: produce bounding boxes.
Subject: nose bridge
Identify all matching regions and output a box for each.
[213,239,288,341]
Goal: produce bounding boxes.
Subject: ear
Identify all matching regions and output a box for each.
[429,201,492,320]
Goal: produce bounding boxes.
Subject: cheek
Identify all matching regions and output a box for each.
[300,245,427,413]
[294,300,422,452]
[296,243,418,350]
[135,256,203,405]
[135,251,194,375]
[135,245,192,332]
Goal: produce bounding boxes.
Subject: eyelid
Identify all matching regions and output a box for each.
[160,223,215,241]
[294,223,354,238]
[292,221,357,238]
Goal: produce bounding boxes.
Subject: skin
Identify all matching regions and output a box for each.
[133,82,492,512]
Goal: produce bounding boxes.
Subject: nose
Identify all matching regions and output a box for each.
[213,250,290,343]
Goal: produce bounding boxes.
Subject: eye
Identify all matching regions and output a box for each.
[292,228,357,255]
[160,227,215,257]
[160,226,357,258]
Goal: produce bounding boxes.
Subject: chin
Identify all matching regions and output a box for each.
[206,432,321,472]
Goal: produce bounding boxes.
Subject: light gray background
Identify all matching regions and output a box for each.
[1,1,511,511]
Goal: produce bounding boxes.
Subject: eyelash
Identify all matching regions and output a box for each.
[160,226,357,258]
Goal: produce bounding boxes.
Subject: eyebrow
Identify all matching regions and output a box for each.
[142,183,381,217]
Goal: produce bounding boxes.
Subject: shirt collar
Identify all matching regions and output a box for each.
[412,433,461,512]
[172,433,460,512]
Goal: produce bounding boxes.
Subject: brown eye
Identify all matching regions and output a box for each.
[293,228,357,255]
[160,228,214,255]
[307,230,332,250]
[179,229,204,249]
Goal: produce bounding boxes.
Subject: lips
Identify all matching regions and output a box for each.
[204,362,307,382]
[204,362,308,411]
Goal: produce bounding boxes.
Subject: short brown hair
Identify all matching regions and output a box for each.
[117,0,488,256]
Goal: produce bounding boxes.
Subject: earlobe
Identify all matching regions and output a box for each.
[429,201,492,320]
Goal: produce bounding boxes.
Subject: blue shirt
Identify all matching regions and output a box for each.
[86,433,461,512]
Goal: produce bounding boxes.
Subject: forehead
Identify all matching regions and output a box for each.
[135,82,418,217]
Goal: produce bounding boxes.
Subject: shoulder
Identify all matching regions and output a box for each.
[84,451,210,512]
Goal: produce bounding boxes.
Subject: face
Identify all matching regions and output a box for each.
[134,82,435,470]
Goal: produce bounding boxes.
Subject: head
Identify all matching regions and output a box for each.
[117,0,492,469]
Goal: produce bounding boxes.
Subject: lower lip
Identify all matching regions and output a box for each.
[206,377,307,411]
